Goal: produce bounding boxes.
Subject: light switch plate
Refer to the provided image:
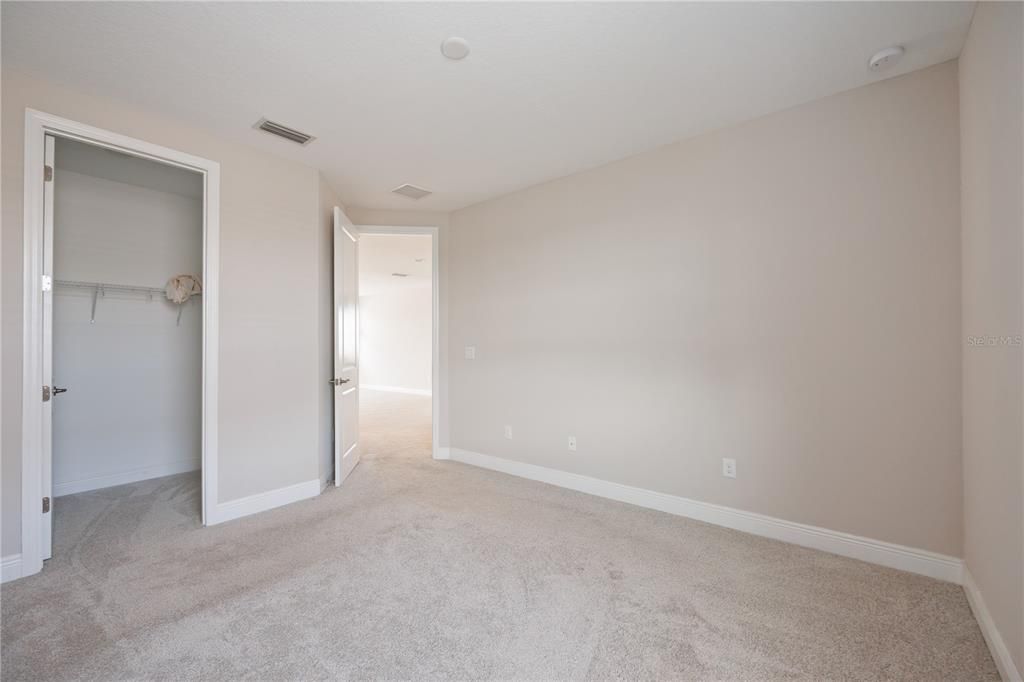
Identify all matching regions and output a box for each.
[464,346,476,360]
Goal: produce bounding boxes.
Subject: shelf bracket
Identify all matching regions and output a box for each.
[90,285,104,324]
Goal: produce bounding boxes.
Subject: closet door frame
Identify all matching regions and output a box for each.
[20,109,221,579]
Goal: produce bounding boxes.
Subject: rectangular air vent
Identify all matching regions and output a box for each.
[391,273,409,277]
[392,184,432,200]
[254,118,315,145]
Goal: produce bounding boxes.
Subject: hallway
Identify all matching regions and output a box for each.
[360,388,433,464]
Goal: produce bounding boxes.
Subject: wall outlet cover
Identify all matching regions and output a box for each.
[722,458,737,478]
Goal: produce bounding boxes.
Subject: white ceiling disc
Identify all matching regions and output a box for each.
[441,37,470,60]
[868,46,905,72]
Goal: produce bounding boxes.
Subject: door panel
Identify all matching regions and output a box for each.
[42,134,55,560]
[333,207,360,485]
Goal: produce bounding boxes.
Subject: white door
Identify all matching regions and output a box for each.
[41,134,57,559]
[332,207,360,485]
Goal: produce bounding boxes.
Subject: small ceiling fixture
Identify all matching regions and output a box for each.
[392,183,432,200]
[254,118,315,145]
[441,37,470,60]
[868,46,905,72]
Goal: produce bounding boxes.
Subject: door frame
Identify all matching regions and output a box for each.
[20,109,221,578]
[356,225,442,460]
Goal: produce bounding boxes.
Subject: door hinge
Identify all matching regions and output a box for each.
[42,385,51,402]
[44,165,53,182]
[42,497,50,513]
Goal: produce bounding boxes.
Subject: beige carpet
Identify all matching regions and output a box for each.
[1,389,998,680]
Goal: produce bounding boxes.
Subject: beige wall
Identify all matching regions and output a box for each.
[959,1,1024,674]
[347,208,451,448]
[448,62,963,556]
[2,69,326,556]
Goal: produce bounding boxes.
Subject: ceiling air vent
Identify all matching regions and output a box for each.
[254,118,315,145]
[392,184,432,200]
[391,273,409,278]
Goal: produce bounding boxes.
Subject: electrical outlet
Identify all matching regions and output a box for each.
[568,436,577,452]
[722,458,737,479]
[464,346,476,360]
[504,425,513,440]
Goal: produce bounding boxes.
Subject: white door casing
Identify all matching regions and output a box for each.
[333,207,360,485]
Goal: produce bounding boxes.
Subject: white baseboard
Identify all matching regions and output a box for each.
[361,384,431,397]
[963,567,1023,682]
[54,458,200,497]
[206,478,321,526]
[435,446,451,460]
[1,554,23,584]
[448,448,964,584]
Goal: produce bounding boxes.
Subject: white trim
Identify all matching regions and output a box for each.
[963,567,1023,682]
[361,384,432,396]
[1,555,24,584]
[357,225,442,461]
[53,459,200,498]
[448,448,964,584]
[21,110,220,580]
[436,447,451,460]
[206,478,321,526]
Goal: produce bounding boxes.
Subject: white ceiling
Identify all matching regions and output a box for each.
[2,2,974,212]
[359,234,432,297]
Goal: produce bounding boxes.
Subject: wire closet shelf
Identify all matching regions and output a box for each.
[54,279,201,325]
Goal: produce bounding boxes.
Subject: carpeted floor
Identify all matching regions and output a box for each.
[1,389,999,680]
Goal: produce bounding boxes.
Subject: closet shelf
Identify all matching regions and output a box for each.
[53,279,200,325]
[54,279,202,297]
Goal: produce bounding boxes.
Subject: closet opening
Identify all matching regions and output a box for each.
[21,110,220,580]
[44,137,205,556]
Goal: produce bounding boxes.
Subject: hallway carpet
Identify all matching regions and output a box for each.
[1,390,998,680]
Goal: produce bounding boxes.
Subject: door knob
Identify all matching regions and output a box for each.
[53,386,69,395]
[328,378,351,386]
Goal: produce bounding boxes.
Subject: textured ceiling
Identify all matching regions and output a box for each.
[2,2,974,211]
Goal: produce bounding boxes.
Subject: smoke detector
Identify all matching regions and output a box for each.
[868,46,905,72]
[392,184,432,200]
[441,37,470,60]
